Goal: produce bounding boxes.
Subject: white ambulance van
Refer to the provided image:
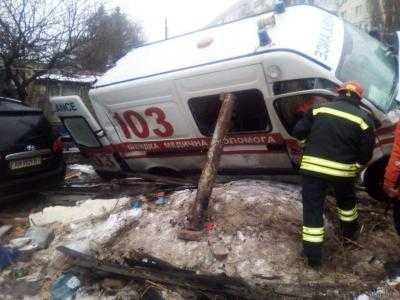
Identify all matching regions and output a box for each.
[51,5,400,200]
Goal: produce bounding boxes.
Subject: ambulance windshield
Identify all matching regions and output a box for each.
[337,23,397,112]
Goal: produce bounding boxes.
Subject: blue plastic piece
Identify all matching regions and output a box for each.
[131,199,142,209]
[274,0,286,14]
[0,247,19,270]
[50,272,81,300]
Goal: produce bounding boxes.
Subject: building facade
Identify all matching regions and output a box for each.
[337,0,374,31]
[209,0,338,26]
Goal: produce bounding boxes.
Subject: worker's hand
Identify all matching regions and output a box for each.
[384,185,400,200]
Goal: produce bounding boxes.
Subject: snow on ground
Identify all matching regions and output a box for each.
[29,198,130,226]
[3,178,400,298]
[68,164,96,175]
[112,180,305,284]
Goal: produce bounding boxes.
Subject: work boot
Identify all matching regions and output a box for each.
[302,243,322,269]
[340,220,359,245]
[306,256,322,269]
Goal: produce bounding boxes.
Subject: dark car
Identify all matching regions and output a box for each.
[0,97,65,202]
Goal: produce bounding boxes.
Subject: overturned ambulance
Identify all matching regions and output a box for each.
[51,5,400,200]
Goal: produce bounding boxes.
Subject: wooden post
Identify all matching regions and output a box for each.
[187,93,236,231]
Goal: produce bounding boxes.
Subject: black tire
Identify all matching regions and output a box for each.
[364,157,389,202]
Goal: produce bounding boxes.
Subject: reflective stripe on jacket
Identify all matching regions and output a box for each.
[292,97,375,181]
[300,155,361,178]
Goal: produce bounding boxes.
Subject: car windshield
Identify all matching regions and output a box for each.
[336,23,397,112]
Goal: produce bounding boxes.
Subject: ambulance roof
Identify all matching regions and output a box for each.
[94,5,343,88]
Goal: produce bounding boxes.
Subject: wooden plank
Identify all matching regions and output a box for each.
[57,246,261,298]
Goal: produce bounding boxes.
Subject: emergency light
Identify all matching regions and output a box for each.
[274,0,285,14]
[257,15,275,47]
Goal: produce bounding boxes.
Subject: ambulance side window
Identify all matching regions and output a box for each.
[274,94,333,136]
[273,78,338,95]
[188,89,271,136]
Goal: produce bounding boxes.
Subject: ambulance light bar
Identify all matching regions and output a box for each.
[257,14,276,47]
[274,0,286,14]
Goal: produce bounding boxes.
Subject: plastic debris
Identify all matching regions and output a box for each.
[8,237,31,249]
[24,226,54,250]
[68,164,96,175]
[204,223,216,231]
[131,199,142,220]
[131,198,141,209]
[155,192,168,205]
[50,272,81,300]
[0,247,19,270]
[9,226,54,251]
[0,225,12,239]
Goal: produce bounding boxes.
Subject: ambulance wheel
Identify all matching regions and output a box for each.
[364,157,389,202]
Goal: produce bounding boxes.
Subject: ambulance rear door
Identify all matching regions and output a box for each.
[51,95,122,173]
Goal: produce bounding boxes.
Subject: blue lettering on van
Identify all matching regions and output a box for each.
[314,18,334,62]
[55,102,77,112]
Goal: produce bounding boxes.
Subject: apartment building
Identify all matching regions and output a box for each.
[337,0,374,31]
[209,0,338,26]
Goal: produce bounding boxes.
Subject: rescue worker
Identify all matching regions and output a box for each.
[292,81,375,268]
[383,122,400,234]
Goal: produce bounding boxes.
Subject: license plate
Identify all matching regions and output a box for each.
[9,157,42,170]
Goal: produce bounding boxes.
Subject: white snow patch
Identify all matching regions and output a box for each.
[68,164,96,175]
[38,73,97,83]
[29,197,130,226]
[64,209,142,254]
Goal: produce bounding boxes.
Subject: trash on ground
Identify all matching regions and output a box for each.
[58,246,253,298]
[64,171,81,181]
[22,226,54,250]
[67,164,96,175]
[0,247,19,270]
[155,192,168,205]
[0,225,12,239]
[50,271,81,300]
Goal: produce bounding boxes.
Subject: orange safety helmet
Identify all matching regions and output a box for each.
[337,81,364,100]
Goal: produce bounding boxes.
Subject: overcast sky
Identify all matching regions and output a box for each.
[107,0,240,42]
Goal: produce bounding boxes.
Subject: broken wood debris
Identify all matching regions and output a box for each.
[57,246,261,299]
[64,171,82,180]
[119,174,197,187]
[187,93,236,231]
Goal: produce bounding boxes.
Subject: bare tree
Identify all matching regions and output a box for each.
[0,0,96,101]
[74,6,144,73]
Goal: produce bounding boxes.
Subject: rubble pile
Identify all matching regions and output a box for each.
[1,171,400,298]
